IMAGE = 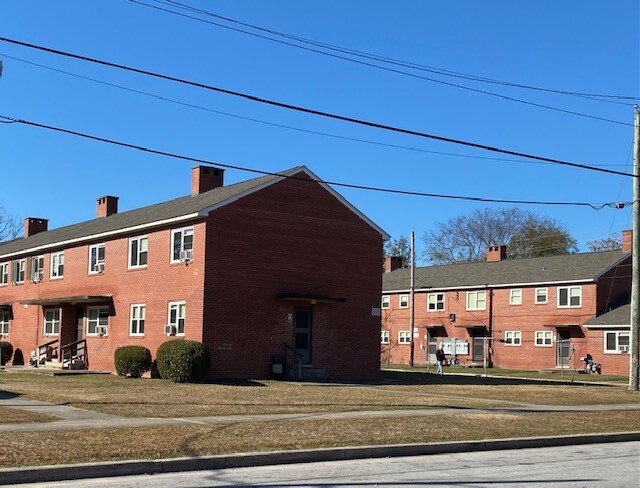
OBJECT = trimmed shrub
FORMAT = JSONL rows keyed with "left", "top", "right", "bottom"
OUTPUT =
{"left": 114, "top": 345, "right": 152, "bottom": 378}
{"left": 0, "top": 341, "right": 13, "bottom": 365}
{"left": 156, "top": 340, "right": 211, "bottom": 383}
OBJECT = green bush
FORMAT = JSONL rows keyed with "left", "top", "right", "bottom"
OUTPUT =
{"left": 156, "top": 340, "right": 211, "bottom": 383}
{"left": 0, "top": 341, "right": 13, "bottom": 365}
{"left": 114, "top": 345, "right": 152, "bottom": 378}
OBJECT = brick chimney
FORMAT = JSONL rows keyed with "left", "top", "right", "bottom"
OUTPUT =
{"left": 24, "top": 217, "right": 48, "bottom": 238}
{"left": 486, "top": 245, "right": 507, "bottom": 262}
{"left": 622, "top": 229, "right": 632, "bottom": 252}
{"left": 97, "top": 196, "right": 119, "bottom": 218}
{"left": 384, "top": 256, "right": 403, "bottom": 273}
{"left": 192, "top": 166, "right": 224, "bottom": 195}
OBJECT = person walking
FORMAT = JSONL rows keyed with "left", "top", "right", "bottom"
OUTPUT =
{"left": 435, "top": 345, "right": 446, "bottom": 375}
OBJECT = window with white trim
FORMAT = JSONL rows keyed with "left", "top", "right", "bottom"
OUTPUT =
{"left": 381, "top": 295, "right": 390, "bottom": 309}
{"left": 30, "top": 256, "right": 44, "bottom": 282}
{"left": 509, "top": 289, "right": 522, "bottom": 305}
{"left": 604, "top": 331, "right": 630, "bottom": 353}
{"left": 89, "top": 244, "right": 106, "bottom": 274}
{"left": 381, "top": 330, "right": 389, "bottom": 344}
{"left": 535, "top": 288, "right": 548, "bottom": 304}
{"left": 558, "top": 286, "right": 581, "bottom": 308}
{"left": 399, "top": 295, "right": 409, "bottom": 308}
{"left": 86, "top": 306, "right": 109, "bottom": 335}
{"left": 168, "top": 301, "right": 186, "bottom": 335}
{"left": 466, "top": 291, "right": 486, "bottom": 310}
{"left": 0, "top": 308, "right": 9, "bottom": 334}
{"left": 129, "top": 236, "right": 148, "bottom": 268}
{"left": 43, "top": 308, "right": 60, "bottom": 335}
{"left": 11, "top": 259, "right": 25, "bottom": 284}
{"left": 171, "top": 227, "right": 194, "bottom": 262}
{"left": 535, "top": 330, "right": 552, "bottom": 347}
{"left": 50, "top": 252, "right": 64, "bottom": 279}
{"left": 0, "top": 263, "right": 8, "bottom": 286}
{"left": 130, "top": 304, "right": 146, "bottom": 336}
{"left": 398, "top": 330, "right": 411, "bottom": 344}
{"left": 504, "top": 330, "right": 521, "bottom": 346}
{"left": 427, "top": 293, "right": 445, "bottom": 312}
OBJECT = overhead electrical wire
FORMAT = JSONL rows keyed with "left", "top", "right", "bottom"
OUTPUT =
{"left": 154, "top": 0, "right": 639, "bottom": 104}
{"left": 0, "top": 114, "right": 628, "bottom": 210}
{"left": 0, "top": 36, "right": 635, "bottom": 179}
{"left": 128, "top": 0, "right": 632, "bottom": 127}
{"left": 3, "top": 52, "right": 631, "bottom": 169}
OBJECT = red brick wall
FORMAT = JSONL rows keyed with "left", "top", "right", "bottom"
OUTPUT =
{"left": 202, "top": 172, "right": 383, "bottom": 380}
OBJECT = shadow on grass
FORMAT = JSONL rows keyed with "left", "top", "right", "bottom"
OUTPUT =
{"left": 203, "top": 379, "right": 267, "bottom": 387}
{"left": 0, "top": 390, "right": 21, "bottom": 400}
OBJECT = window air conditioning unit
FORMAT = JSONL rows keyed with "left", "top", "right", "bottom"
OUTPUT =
{"left": 95, "top": 263, "right": 105, "bottom": 273}
{"left": 619, "top": 345, "right": 630, "bottom": 353}
{"left": 164, "top": 324, "right": 177, "bottom": 336}
{"left": 179, "top": 250, "right": 193, "bottom": 263}
{"left": 95, "top": 326, "right": 107, "bottom": 336}
{"left": 32, "top": 271, "right": 43, "bottom": 282}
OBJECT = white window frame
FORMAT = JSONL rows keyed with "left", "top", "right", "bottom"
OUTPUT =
{"left": 50, "top": 252, "right": 64, "bottom": 280}
{"left": 398, "top": 330, "right": 411, "bottom": 344}
{"left": 535, "top": 287, "right": 548, "bottom": 304}
{"left": 558, "top": 286, "right": 582, "bottom": 308}
{"left": 0, "top": 308, "right": 10, "bottom": 335}
{"left": 604, "top": 331, "right": 630, "bottom": 353}
{"left": 128, "top": 236, "right": 148, "bottom": 269}
{"left": 504, "top": 330, "right": 522, "bottom": 346}
{"left": 12, "top": 259, "right": 25, "bottom": 284}
{"left": 129, "top": 304, "right": 146, "bottom": 336}
{"left": 381, "top": 295, "right": 390, "bottom": 309}
{"left": 0, "top": 262, "right": 8, "bottom": 286}
{"left": 398, "top": 294, "right": 409, "bottom": 308}
{"left": 535, "top": 330, "right": 553, "bottom": 347}
{"left": 168, "top": 301, "right": 186, "bottom": 336}
{"left": 466, "top": 290, "right": 487, "bottom": 311}
{"left": 43, "top": 308, "right": 60, "bottom": 336}
{"left": 30, "top": 255, "right": 44, "bottom": 282}
{"left": 88, "top": 244, "right": 106, "bottom": 274}
{"left": 427, "top": 293, "right": 445, "bottom": 312}
{"left": 380, "top": 330, "right": 389, "bottom": 344}
{"left": 171, "top": 227, "right": 194, "bottom": 263}
{"left": 86, "top": 306, "right": 109, "bottom": 336}
{"left": 509, "top": 289, "right": 522, "bottom": 306}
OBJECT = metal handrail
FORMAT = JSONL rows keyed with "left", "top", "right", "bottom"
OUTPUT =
{"left": 60, "top": 339, "right": 87, "bottom": 369}
{"left": 283, "top": 343, "right": 303, "bottom": 380}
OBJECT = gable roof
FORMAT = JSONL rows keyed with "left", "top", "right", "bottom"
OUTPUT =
{"left": 0, "top": 166, "right": 388, "bottom": 259}
{"left": 383, "top": 250, "right": 631, "bottom": 292}
{"left": 584, "top": 304, "right": 631, "bottom": 327}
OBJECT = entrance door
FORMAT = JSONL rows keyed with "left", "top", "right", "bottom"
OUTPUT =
{"left": 473, "top": 337, "right": 485, "bottom": 363}
{"left": 76, "top": 307, "right": 84, "bottom": 342}
{"left": 294, "top": 307, "right": 312, "bottom": 365}
{"left": 427, "top": 332, "right": 437, "bottom": 364}
{"left": 556, "top": 330, "right": 571, "bottom": 368}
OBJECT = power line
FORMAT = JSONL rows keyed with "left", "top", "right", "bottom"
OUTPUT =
{"left": 0, "top": 114, "right": 626, "bottom": 210}
{"left": 155, "top": 0, "right": 640, "bottom": 103}
{"left": 4, "top": 52, "right": 631, "bottom": 169}
{"left": 0, "top": 36, "right": 635, "bottom": 179}
{"left": 129, "top": 0, "right": 632, "bottom": 127}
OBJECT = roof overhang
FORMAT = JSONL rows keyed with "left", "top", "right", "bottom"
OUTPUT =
{"left": 584, "top": 323, "right": 630, "bottom": 329}
{"left": 20, "top": 295, "right": 113, "bottom": 306}
{"left": 277, "top": 293, "right": 347, "bottom": 304}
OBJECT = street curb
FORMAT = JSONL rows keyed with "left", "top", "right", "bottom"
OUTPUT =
{"left": 1, "top": 431, "right": 639, "bottom": 485}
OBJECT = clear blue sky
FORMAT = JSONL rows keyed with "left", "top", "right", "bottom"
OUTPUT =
{"left": 1, "top": 1, "right": 638, "bottom": 260}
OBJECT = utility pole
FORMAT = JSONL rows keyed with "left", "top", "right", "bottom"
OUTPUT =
{"left": 630, "top": 106, "right": 640, "bottom": 391}
{"left": 409, "top": 231, "right": 416, "bottom": 367}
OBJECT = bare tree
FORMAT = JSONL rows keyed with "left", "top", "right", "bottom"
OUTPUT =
{"left": 587, "top": 234, "right": 622, "bottom": 252}
{"left": 0, "top": 204, "right": 22, "bottom": 242}
{"left": 422, "top": 208, "right": 577, "bottom": 264}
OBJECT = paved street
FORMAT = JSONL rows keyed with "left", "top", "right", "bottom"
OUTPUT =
{"left": 21, "top": 441, "right": 640, "bottom": 487}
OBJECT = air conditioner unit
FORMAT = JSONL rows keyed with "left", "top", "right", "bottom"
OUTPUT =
{"left": 94, "top": 262, "right": 105, "bottom": 273}
{"left": 95, "top": 326, "right": 107, "bottom": 336}
{"left": 164, "top": 324, "right": 177, "bottom": 336}
{"left": 619, "top": 345, "right": 630, "bottom": 353}
{"left": 31, "top": 271, "right": 43, "bottom": 282}
{"left": 179, "top": 250, "right": 193, "bottom": 263}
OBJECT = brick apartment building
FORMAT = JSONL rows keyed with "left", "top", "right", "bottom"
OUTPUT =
{"left": 381, "top": 233, "right": 633, "bottom": 376}
{"left": 0, "top": 165, "right": 388, "bottom": 380}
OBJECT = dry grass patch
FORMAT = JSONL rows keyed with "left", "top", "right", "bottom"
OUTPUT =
{"left": 0, "top": 410, "right": 638, "bottom": 468}
{"left": 0, "top": 406, "right": 56, "bottom": 424}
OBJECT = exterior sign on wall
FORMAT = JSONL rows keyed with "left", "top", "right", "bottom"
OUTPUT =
{"left": 371, "top": 307, "right": 381, "bottom": 316}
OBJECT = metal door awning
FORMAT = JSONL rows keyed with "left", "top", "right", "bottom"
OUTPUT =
{"left": 20, "top": 295, "right": 113, "bottom": 306}
{"left": 544, "top": 323, "right": 579, "bottom": 328}
{"left": 425, "top": 324, "right": 445, "bottom": 329}
{"left": 454, "top": 324, "right": 486, "bottom": 329}
{"left": 276, "top": 293, "right": 347, "bottom": 304}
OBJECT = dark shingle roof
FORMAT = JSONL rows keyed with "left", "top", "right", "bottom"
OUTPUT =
{"left": 383, "top": 250, "right": 630, "bottom": 291}
{"left": 584, "top": 304, "right": 631, "bottom": 327}
{"left": 0, "top": 169, "right": 292, "bottom": 258}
